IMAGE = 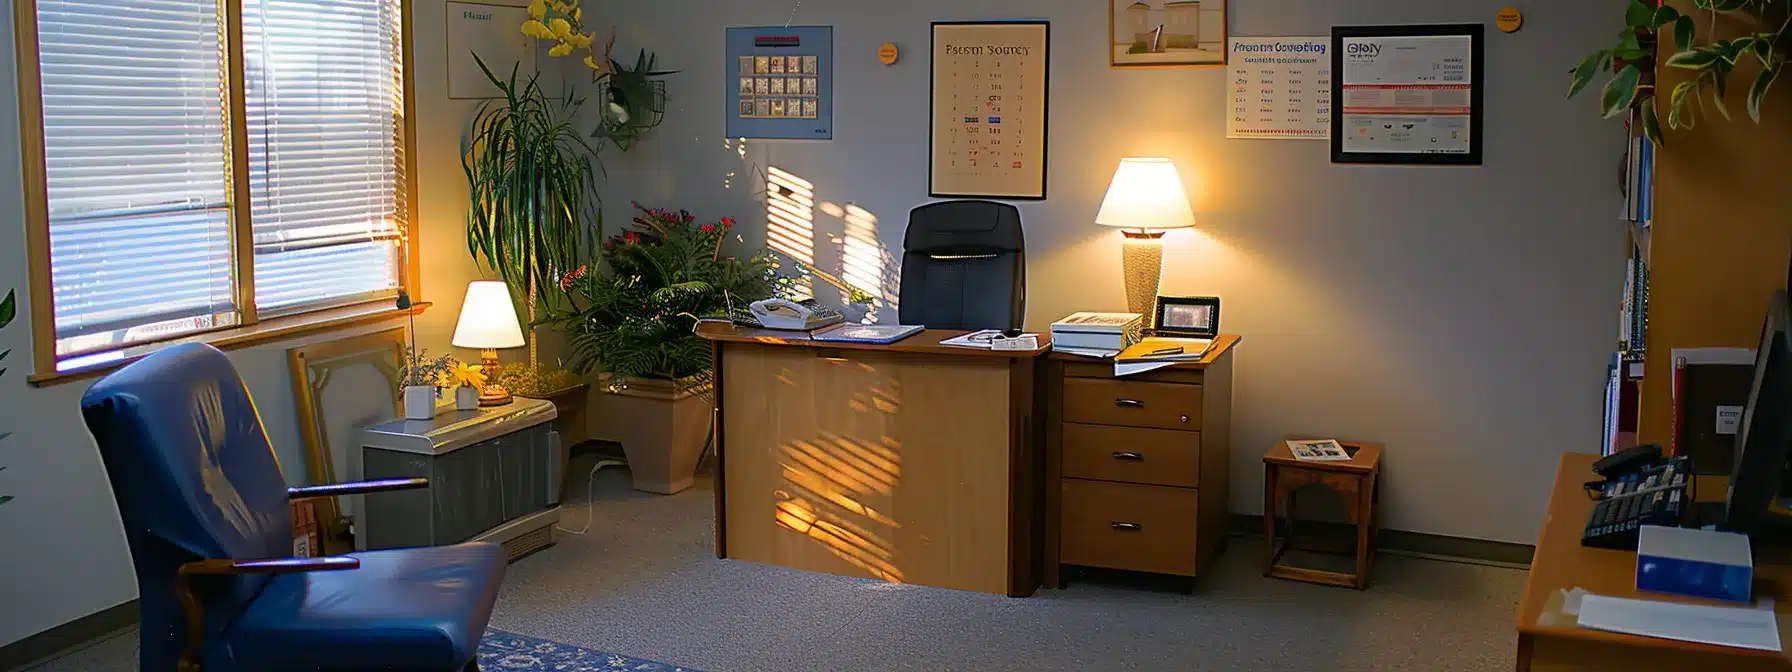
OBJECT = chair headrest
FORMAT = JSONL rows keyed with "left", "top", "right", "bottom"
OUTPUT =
{"left": 905, "top": 200, "right": 1024, "bottom": 256}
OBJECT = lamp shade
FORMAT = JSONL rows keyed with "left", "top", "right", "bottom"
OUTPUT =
{"left": 1094, "top": 158, "right": 1197, "bottom": 230}
{"left": 452, "top": 281, "right": 527, "bottom": 349}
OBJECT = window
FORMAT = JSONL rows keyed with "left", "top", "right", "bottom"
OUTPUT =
{"left": 17, "top": 0, "right": 413, "bottom": 374}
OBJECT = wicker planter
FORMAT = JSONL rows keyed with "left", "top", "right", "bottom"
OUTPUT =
{"left": 588, "top": 375, "right": 711, "bottom": 494}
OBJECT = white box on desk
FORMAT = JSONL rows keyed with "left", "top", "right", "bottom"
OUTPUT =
{"left": 1636, "top": 525, "right": 1753, "bottom": 603}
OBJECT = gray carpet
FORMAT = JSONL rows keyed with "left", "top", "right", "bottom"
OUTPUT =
{"left": 26, "top": 453, "right": 1523, "bottom": 671}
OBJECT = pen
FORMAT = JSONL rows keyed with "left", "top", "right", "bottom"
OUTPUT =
{"left": 1147, "top": 346, "right": 1184, "bottom": 357}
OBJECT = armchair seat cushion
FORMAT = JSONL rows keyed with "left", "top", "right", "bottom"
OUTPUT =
{"left": 215, "top": 542, "right": 506, "bottom": 671}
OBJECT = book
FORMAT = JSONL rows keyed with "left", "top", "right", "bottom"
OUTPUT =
{"left": 1286, "top": 439, "right": 1353, "bottom": 462}
{"left": 1053, "top": 312, "right": 1143, "bottom": 334}
{"left": 1053, "top": 329, "right": 1141, "bottom": 351}
{"left": 808, "top": 324, "right": 925, "bottom": 344}
{"left": 1116, "top": 337, "right": 1214, "bottom": 364}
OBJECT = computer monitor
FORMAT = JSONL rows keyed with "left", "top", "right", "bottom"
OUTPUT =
{"left": 1723, "top": 290, "right": 1792, "bottom": 533}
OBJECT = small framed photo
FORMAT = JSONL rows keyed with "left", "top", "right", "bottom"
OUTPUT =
{"left": 1111, "top": 0, "right": 1228, "bottom": 67}
{"left": 1153, "top": 295, "right": 1220, "bottom": 338}
{"left": 754, "top": 56, "right": 770, "bottom": 74}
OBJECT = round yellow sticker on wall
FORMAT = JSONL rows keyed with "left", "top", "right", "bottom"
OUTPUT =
{"left": 1496, "top": 7, "right": 1524, "bottom": 33}
{"left": 878, "top": 43, "right": 900, "bottom": 65}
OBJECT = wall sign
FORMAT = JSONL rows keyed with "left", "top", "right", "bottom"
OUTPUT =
{"left": 930, "top": 21, "right": 1050, "bottom": 200}
{"left": 1226, "top": 37, "right": 1331, "bottom": 140}
{"left": 446, "top": 1, "right": 535, "bottom": 100}
{"left": 1332, "top": 24, "right": 1484, "bottom": 165}
{"left": 725, "top": 26, "right": 834, "bottom": 140}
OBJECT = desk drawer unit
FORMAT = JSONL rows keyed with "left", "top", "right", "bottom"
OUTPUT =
{"left": 1047, "top": 336, "right": 1238, "bottom": 587}
{"left": 1061, "top": 479, "right": 1200, "bottom": 576}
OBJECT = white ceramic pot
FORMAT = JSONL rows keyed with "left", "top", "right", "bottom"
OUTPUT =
{"left": 454, "top": 385, "right": 479, "bottom": 411}
{"left": 403, "top": 385, "right": 438, "bottom": 420}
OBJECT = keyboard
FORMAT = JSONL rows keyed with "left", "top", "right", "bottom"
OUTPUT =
{"left": 1581, "top": 456, "right": 1690, "bottom": 549}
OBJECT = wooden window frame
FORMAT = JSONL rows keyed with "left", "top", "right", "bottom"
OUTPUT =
{"left": 12, "top": 0, "right": 423, "bottom": 386}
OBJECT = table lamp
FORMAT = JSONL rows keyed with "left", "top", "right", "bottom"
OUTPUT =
{"left": 452, "top": 280, "right": 527, "bottom": 406}
{"left": 1094, "top": 158, "right": 1198, "bottom": 316}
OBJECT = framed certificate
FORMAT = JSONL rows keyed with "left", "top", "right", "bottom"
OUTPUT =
{"left": 1331, "top": 24, "right": 1483, "bottom": 165}
{"left": 930, "top": 21, "right": 1050, "bottom": 200}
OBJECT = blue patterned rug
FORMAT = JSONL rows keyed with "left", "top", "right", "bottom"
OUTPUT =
{"left": 479, "top": 629, "right": 703, "bottom": 671}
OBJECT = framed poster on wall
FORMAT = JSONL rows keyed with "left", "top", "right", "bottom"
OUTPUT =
{"left": 1331, "top": 24, "right": 1483, "bottom": 165}
{"left": 930, "top": 21, "right": 1050, "bottom": 200}
{"left": 725, "top": 26, "right": 833, "bottom": 140}
{"left": 1110, "top": 0, "right": 1228, "bottom": 67}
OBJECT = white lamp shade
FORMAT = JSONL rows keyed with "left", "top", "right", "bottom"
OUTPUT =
{"left": 1094, "top": 158, "right": 1197, "bottom": 230}
{"left": 452, "top": 281, "right": 527, "bottom": 349}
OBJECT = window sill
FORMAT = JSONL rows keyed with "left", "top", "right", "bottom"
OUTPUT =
{"left": 27, "top": 301, "right": 432, "bottom": 388}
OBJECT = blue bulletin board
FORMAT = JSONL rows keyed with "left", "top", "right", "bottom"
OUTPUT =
{"left": 725, "top": 26, "right": 833, "bottom": 140}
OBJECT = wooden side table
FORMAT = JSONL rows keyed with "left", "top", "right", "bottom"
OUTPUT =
{"left": 1262, "top": 441, "right": 1382, "bottom": 589}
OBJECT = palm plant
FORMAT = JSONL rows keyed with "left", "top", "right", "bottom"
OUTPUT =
{"left": 462, "top": 54, "right": 601, "bottom": 364}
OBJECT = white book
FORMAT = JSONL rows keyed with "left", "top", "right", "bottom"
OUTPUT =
{"left": 1052, "top": 330, "right": 1130, "bottom": 351}
{"left": 1052, "top": 312, "right": 1142, "bottom": 335}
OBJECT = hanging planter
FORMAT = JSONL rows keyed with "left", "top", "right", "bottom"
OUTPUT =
{"left": 591, "top": 49, "right": 678, "bottom": 151}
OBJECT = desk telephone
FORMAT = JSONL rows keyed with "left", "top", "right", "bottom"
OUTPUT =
{"left": 1581, "top": 445, "right": 1691, "bottom": 549}
{"left": 748, "top": 298, "right": 845, "bottom": 331}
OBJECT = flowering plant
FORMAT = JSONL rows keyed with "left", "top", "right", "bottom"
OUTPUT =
{"left": 449, "top": 361, "right": 488, "bottom": 390}
{"left": 520, "top": 0, "right": 602, "bottom": 72}
{"left": 399, "top": 348, "right": 459, "bottom": 390}
{"left": 545, "top": 203, "right": 775, "bottom": 383}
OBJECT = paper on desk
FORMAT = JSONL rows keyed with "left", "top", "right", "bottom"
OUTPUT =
{"left": 1578, "top": 594, "right": 1781, "bottom": 652}
{"left": 1116, "top": 359, "right": 1179, "bottom": 377}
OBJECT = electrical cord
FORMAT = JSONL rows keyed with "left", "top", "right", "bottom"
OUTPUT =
{"left": 555, "top": 458, "right": 627, "bottom": 535}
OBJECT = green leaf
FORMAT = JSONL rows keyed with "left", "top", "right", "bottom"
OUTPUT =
{"left": 1617, "top": 30, "right": 1642, "bottom": 53}
{"left": 1603, "top": 64, "right": 1643, "bottom": 119}
{"left": 1667, "top": 48, "right": 1722, "bottom": 69}
{"left": 1641, "top": 96, "right": 1665, "bottom": 145}
{"left": 1625, "top": 0, "right": 1654, "bottom": 28}
{"left": 1569, "top": 51, "right": 1610, "bottom": 98}
{"left": 0, "top": 290, "right": 13, "bottom": 329}
{"left": 1710, "top": 69, "right": 1734, "bottom": 120}
{"left": 1652, "top": 5, "right": 1680, "bottom": 28}
{"left": 0, "top": 495, "right": 13, "bottom": 506}
{"left": 1675, "top": 16, "right": 1695, "bottom": 51}
{"left": 1749, "top": 66, "right": 1779, "bottom": 122}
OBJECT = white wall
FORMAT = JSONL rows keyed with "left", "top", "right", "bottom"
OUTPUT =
{"left": 0, "top": 0, "right": 507, "bottom": 647}
{"left": 569, "top": 0, "right": 1627, "bottom": 544}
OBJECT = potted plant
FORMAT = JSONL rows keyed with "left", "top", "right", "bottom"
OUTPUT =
{"left": 450, "top": 361, "right": 486, "bottom": 411}
{"left": 399, "top": 348, "right": 457, "bottom": 420}
{"left": 462, "top": 55, "right": 599, "bottom": 390}
{"left": 547, "top": 203, "right": 776, "bottom": 493}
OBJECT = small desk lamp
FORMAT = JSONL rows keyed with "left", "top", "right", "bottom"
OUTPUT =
{"left": 452, "top": 280, "right": 527, "bottom": 406}
{"left": 1094, "top": 158, "right": 1197, "bottom": 316}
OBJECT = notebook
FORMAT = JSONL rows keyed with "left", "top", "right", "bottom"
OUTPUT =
{"left": 808, "top": 324, "right": 925, "bottom": 345}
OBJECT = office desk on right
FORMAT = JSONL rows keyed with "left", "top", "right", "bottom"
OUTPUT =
{"left": 1518, "top": 452, "right": 1792, "bottom": 671}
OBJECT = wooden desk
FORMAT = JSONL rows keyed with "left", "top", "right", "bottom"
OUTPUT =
{"left": 1518, "top": 452, "right": 1792, "bottom": 671}
{"left": 697, "top": 322, "right": 1048, "bottom": 596}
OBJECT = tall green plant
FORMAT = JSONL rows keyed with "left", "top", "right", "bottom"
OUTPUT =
{"left": 462, "top": 54, "right": 601, "bottom": 329}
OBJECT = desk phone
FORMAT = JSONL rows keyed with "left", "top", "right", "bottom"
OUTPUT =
{"left": 1581, "top": 452, "right": 1691, "bottom": 549}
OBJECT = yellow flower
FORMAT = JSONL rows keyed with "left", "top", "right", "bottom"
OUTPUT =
{"left": 520, "top": 19, "right": 552, "bottom": 38}
{"left": 570, "top": 32, "right": 593, "bottom": 49}
{"left": 583, "top": 54, "right": 598, "bottom": 70}
{"left": 573, "top": 7, "right": 581, "bottom": 22}
{"left": 451, "top": 362, "right": 488, "bottom": 389}
{"left": 549, "top": 42, "right": 573, "bottom": 58}
{"left": 526, "top": 0, "right": 545, "bottom": 19}
{"left": 551, "top": 1, "right": 569, "bottom": 13}
{"left": 549, "top": 18, "right": 572, "bottom": 39}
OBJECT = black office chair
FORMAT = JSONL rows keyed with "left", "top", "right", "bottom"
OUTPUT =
{"left": 898, "top": 200, "right": 1026, "bottom": 331}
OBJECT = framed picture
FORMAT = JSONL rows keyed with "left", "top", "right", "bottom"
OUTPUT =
{"left": 930, "top": 21, "right": 1050, "bottom": 200}
{"left": 725, "top": 26, "right": 834, "bottom": 140}
{"left": 1110, "top": 0, "right": 1227, "bottom": 67}
{"left": 1332, "top": 24, "right": 1484, "bottom": 165}
{"left": 1154, "top": 295, "right": 1220, "bottom": 338}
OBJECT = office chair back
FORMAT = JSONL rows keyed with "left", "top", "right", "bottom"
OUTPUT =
{"left": 81, "top": 343, "right": 294, "bottom": 672}
{"left": 899, "top": 200, "right": 1027, "bottom": 331}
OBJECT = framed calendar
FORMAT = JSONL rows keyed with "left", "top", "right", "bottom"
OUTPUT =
{"left": 930, "top": 21, "right": 1050, "bottom": 200}
{"left": 725, "top": 26, "right": 833, "bottom": 140}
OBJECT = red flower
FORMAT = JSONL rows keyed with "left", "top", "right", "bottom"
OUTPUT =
{"left": 623, "top": 231, "right": 641, "bottom": 244}
{"left": 721, "top": 217, "right": 736, "bottom": 229}
{"left": 700, "top": 224, "right": 717, "bottom": 234}
{"left": 601, "top": 240, "right": 614, "bottom": 249}
{"left": 559, "top": 265, "right": 587, "bottom": 291}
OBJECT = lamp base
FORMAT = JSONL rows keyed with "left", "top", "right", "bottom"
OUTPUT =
{"left": 478, "top": 348, "right": 514, "bottom": 406}
{"left": 1121, "top": 229, "right": 1167, "bottom": 316}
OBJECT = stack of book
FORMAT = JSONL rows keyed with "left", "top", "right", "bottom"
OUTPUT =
{"left": 1050, "top": 312, "right": 1143, "bottom": 358}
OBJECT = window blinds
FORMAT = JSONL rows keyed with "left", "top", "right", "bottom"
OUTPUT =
{"left": 243, "top": 0, "right": 405, "bottom": 315}
{"left": 35, "top": 0, "right": 237, "bottom": 352}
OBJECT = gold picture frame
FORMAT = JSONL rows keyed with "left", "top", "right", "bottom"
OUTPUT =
{"left": 287, "top": 328, "right": 406, "bottom": 554}
{"left": 1110, "top": 0, "right": 1228, "bottom": 68}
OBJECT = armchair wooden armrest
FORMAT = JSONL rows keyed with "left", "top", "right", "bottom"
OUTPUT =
{"left": 175, "top": 556, "right": 361, "bottom": 671}
{"left": 287, "top": 477, "right": 428, "bottom": 500}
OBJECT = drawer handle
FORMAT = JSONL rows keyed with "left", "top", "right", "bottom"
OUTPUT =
{"left": 1112, "top": 452, "right": 1145, "bottom": 461}
{"left": 1111, "top": 522, "right": 1143, "bottom": 532}
{"left": 1114, "top": 399, "right": 1144, "bottom": 408}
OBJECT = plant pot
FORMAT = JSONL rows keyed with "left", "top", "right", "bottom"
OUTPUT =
{"left": 588, "top": 375, "right": 711, "bottom": 494}
{"left": 403, "top": 385, "right": 438, "bottom": 420}
{"left": 454, "top": 385, "right": 479, "bottom": 411}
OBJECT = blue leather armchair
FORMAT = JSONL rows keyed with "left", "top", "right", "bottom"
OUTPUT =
{"left": 81, "top": 343, "right": 507, "bottom": 672}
